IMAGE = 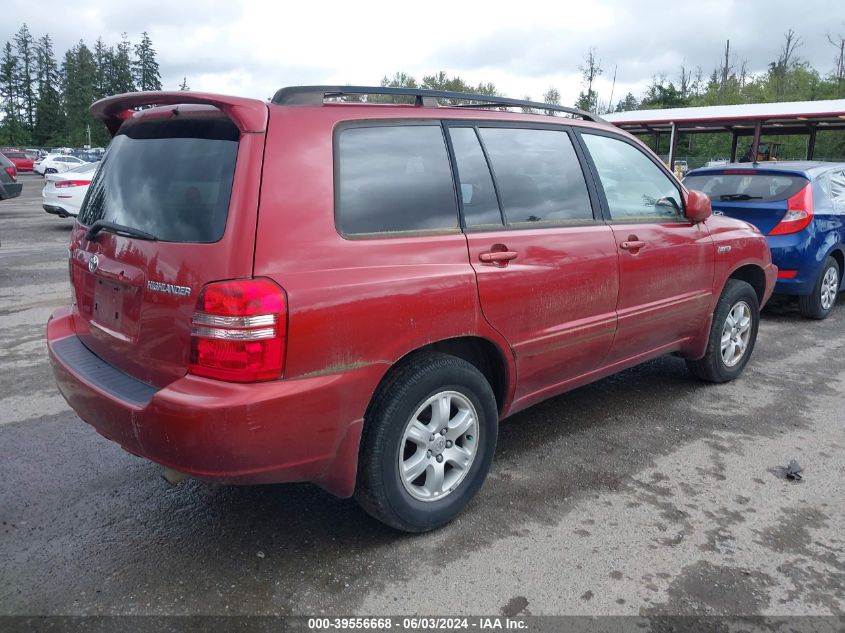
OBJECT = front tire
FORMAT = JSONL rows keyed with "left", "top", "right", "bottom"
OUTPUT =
{"left": 355, "top": 353, "right": 498, "bottom": 533}
{"left": 686, "top": 279, "right": 760, "bottom": 383}
{"left": 799, "top": 256, "right": 839, "bottom": 320}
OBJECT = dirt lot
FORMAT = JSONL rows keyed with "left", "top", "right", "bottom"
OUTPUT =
{"left": 1, "top": 173, "right": 843, "bottom": 617}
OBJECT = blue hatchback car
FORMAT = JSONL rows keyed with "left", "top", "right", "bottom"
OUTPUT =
{"left": 684, "top": 162, "right": 845, "bottom": 319}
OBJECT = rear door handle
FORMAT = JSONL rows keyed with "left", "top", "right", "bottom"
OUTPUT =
{"left": 479, "top": 250, "right": 519, "bottom": 266}
{"left": 620, "top": 240, "right": 645, "bottom": 250}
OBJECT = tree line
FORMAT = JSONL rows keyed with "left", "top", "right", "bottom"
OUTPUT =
{"left": 379, "top": 29, "right": 845, "bottom": 113}
{"left": 0, "top": 24, "right": 174, "bottom": 148}
{"left": 379, "top": 27, "right": 845, "bottom": 164}
{"left": 2, "top": 22, "right": 844, "bottom": 163}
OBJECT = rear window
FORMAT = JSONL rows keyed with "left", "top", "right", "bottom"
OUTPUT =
{"left": 67, "top": 162, "right": 98, "bottom": 175}
{"left": 336, "top": 125, "right": 458, "bottom": 235}
{"left": 78, "top": 118, "right": 239, "bottom": 243}
{"left": 3, "top": 152, "right": 26, "bottom": 159}
{"left": 683, "top": 172, "right": 808, "bottom": 202}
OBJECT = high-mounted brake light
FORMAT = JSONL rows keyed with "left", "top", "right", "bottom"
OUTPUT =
{"left": 188, "top": 278, "right": 287, "bottom": 382}
{"left": 768, "top": 184, "right": 814, "bottom": 236}
{"left": 55, "top": 179, "right": 91, "bottom": 188}
{"left": 3, "top": 166, "right": 16, "bottom": 181}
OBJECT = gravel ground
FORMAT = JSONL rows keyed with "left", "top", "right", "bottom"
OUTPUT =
{"left": 1, "top": 173, "right": 843, "bottom": 617}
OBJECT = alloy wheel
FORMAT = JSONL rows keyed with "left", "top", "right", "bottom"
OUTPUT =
{"left": 820, "top": 265, "right": 839, "bottom": 311}
{"left": 720, "top": 300, "right": 752, "bottom": 368}
{"left": 398, "top": 391, "right": 479, "bottom": 502}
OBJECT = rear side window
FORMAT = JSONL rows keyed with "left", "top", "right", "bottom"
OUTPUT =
{"left": 448, "top": 127, "right": 503, "bottom": 228}
{"left": 683, "top": 172, "right": 809, "bottom": 202}
{"left": 828, "top": 170, "right": 845, "bottom": 212}
{"left": 78, "top": 118, "right": 239, "bottom": 243}
{"left": 479, "top": 127, "right": 593, "bottom": 224}
{"left": 336, "top": 125, "right": 458, "bottom": 235}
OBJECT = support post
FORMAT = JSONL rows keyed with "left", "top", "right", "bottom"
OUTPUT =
{"left": 668, "top": 122, "right": 678, "bottom": 168}
{"left": 730, "top": 130, "right": 739, "bottom": 163}
{"left": 807, "top": 126, "right": 817, "bottom": 160}
{"left": 750, "top": 120, "right": 762, "bottom": 162}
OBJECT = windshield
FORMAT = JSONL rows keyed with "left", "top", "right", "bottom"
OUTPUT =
{"left": 684, "top": 172, "right": 808, "bottom": 202}
{"left": 78, "top": 117, "right": 239, "bottom": 243}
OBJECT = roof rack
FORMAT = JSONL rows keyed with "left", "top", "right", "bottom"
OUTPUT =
{"left": 271, "top": 85, "right": 605, "bottom": 123}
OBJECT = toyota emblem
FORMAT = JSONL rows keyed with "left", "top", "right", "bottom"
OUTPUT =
{"left": 88, "top": 254, "right": 99, "bottom": 273}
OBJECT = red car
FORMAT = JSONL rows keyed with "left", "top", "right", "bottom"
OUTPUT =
{"left": 48, "top": 87, "right": 776, "bottom": 532}
{"left": 1, "top": 150, "right": 35, "bottom": 172}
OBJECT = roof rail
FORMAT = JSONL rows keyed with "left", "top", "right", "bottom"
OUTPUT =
{"left": 271, "top": 85, "right": 606, "bottom": 123}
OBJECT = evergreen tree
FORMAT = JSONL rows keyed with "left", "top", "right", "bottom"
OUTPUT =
{"left": 93, "top": 37, "right": 113, "bottom": 98}
{"left": 179, "top": 76, "right": 190, "bottom": 91}
{"left": 614, "top": 92, "right": 639, "bottom": 112}
{"left": 33, "top": 34, "right": 64, "bottom": 146}
{"left": 0, "top": 41, "right": 28, "bottom": 145}
{"left": 63, "top": 41, "right": 98, "bottom": 146}
{"left": 14, "top": 24, "right": 36, "bottom": 133}
{"left": 111, "top": 33, "right": 134, "bottom": 93}
{"left": 133, "top": 32, "right": 161, "bottom": 91}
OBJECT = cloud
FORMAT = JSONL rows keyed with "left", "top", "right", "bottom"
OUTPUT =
{"left": 3, "top": 0, "right": 843, "bottom": 105}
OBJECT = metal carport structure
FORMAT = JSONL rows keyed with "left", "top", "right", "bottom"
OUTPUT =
{"left": 603, "top": 99, "right": 845, "bottom": 167}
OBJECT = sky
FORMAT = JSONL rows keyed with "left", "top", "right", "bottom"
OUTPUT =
{"left": 4, "top": 0, "right": 844, "bottom": 107}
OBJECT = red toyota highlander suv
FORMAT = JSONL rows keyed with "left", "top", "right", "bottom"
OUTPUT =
{"left": 48, "top": 86, "right": 776, "bottom": 532}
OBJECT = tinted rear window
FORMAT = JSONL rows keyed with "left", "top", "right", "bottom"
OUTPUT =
{"left": 78, "top": 118, "right": 239, "bottom": 243}
{"left": 336, "top": 125, "right": 458, "bottom": 235}
{"left": 684, "top": 172, "right": 808, "bottom": 202}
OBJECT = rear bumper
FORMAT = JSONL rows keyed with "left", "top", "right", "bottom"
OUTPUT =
{"left": 0, "top": 182, "right": 22, "bottom": 200}
{"left": 43, "top": 204, "right": 75, "bottom": 218}
{"left": 47, "top": 306, "right": 380, "bottom": 497}
{"left": 768, "top": 233, "right": 831, "bottom": 295}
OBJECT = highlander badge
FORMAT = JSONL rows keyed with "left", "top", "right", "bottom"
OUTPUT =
{"left": 147, "top": 280, "right": 192, "bottom": 297}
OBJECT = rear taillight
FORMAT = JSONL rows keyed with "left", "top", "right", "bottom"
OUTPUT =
{"left": 4, "top": 166, "right": 16, "bottom": 181}
{"left": 55, "top": 179, "right": 91, "bottom": 188}
{"left": 188, "top": 278, "right": 287, "bottom": 382}
{"left": 769, "top": 184, "right": 813, "bottom": 235}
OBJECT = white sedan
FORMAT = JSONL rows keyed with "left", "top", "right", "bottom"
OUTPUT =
{"left": 33, "top": 154, "right": 88, "bottom": 175}
{"left": 42, "top": 162, "right": 97, "bottom": 218}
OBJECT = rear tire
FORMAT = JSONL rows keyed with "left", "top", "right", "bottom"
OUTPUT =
{"left": 686, "top": 279, "right": 760, "bottom": 383}
{"left": 798, "top": 256, "right": 839, "bottom": 320}
{"left": 355, "top": 353, "right": 498, "bottom": 533}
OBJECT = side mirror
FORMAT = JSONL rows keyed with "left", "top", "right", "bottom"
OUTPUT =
{"left": 685, "top": 189, "right": 712, "bottom": 223}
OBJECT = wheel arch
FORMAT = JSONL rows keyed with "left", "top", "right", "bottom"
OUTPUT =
{"left": 369, "top": 336, "right": 512, "bottom": 418}
{"left": 727, "top": 263, "right": 767, "bottom": 305}
{"left": 825, "top": 246, "right": 844, "bottom": 280}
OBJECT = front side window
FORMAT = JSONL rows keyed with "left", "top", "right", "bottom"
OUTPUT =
{"left": 479, "top": 127, "right": 593, "bottom": 224}
{"left": 582, "top": 133, "right": 683, "bottom": 221}
{"left": 336, "top": 125, "right": 458, "bottom": 235}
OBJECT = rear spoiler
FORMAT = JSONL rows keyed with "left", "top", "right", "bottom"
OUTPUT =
{"left": 90, "top": 91, "right": 269, "bottom": 136}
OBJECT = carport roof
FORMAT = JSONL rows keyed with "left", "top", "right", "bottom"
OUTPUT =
{"left": 603, "top": 98, "right": 845, "bottom": 133}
